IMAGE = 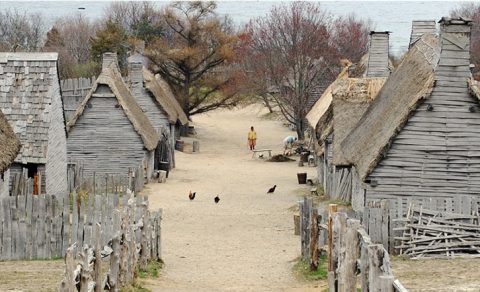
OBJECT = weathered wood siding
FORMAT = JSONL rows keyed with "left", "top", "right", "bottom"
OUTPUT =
{"left": 366, "top": 25, "right": 477, "bottom": 201}
{"left": 60, "top": 77, "right": 94, "bottom": 122}
{"left": 409, "top": 20, "right": 436, "bottom": 48}
{"left": 366, "top": 33, "right": 390, "bottom": 77}
{"left": 67, "top": 87, "right": 148, "bottom": 177}
{"left": 128, "top": 65, "right": 170, "bottom": 134}
{"left": 324, "top": 135, "right": 335, "bottom": 197}
{"left": 0, "top": 169, "right": 9, "bottom": 197}
{"left": 46, "top": 69, "right": 68, "bottom": 198}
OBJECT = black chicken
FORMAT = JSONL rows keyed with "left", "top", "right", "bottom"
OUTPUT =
{"left": 214, "top": 195, "right": 220, "bottom": 204}
{"left": 267, "top": 185, "right": 277, "bottom": 193}
{"left": 189, "top": 191, "right": 196, "bottom": 201}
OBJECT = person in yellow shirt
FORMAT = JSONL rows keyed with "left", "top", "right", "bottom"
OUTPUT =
{"left": 247, "top": 126, "right": 257, "bottom": 150}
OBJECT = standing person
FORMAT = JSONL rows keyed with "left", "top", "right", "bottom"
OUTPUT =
{"left": 283, "top": 135, "right": 297, "bottom": 155}
{"left": 247, "top": 126, "right": 257, "bottom": 150}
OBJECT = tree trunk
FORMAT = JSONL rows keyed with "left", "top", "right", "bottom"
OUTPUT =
{"left": 295, "top": 117, "right": 305, "bottom": 140}
{"left": 262, "top": 95, "right": 274, "bottom": 113}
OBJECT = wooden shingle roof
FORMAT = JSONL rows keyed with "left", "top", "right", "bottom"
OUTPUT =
{"left": 0, "top": 52, "right": 61, "bottom": 164}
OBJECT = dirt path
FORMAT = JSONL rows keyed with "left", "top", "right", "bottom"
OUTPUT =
{"left": 144, "top": 105, "right": 322, "bottom": 291}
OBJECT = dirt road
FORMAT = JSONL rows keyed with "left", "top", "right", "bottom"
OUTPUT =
{"left": 144, "top": 105, "right": 321, "bottom": 291}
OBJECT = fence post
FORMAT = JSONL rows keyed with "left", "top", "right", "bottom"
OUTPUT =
{"left": 327, "top": 204, "right": 338, "bottom": 271}
{"left": 338, "top": 219, "right": 361, "bottom": 292}
{"left": 309, "top": 208, "right": 319, "bottom": 270}
{"left": 94, "top": 223, "right": 102, "bottom": 292}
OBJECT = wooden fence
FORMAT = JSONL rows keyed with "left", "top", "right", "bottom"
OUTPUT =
{"left": 67, "top": 162, "right": 145, "bottom": 195}
{"left": 0, "top": 191, "right": 161, "bottom": 261}
{"left": 298, "top": 198, "right": 407, "bottom": 291}
{"left": 328, "top": 209, "right": 407, "bottom": 292}
{"left": 60, "top": 193, "right": 161, "bottom": 291}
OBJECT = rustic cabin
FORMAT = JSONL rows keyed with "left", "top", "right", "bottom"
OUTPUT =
{"left": 306, "top": 32, "right": 391, "bottom": 199}
{"left": 127, "top": 58, "right": 188, "bottom": 170}
{"left": 341, "top": 18, "right": 479, "bottom": 215}
{"left": 0, "top": 109, "right": 20, "bottom": 197}
{"left": 67, "top": 53, "right": 160, "bottom": 179}
{"left": 0, "top": 53, "right": 68, "bottom": 197}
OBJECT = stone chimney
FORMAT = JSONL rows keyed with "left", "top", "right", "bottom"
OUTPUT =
{"left": 437, "top": 17, "right": 472, "bottom": 76}
{"left": 365, "top": 31, "right": 390, "bottom": 77}
{"left": 409, "top": 20, "right": 436, "bottom": 48}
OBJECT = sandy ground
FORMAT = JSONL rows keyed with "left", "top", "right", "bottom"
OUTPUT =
{"left": 143, "top": 105, "right": 322, "bottom": 291}
{"left": 391, "top": 257, "right": 480, "bottom": 291}
{"left": 0, "top": 260, "right": 64, "bottom": 291}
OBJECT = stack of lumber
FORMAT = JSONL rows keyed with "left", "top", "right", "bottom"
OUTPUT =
{"left": 395, "top": 205, "right": 480, "bottom": 259}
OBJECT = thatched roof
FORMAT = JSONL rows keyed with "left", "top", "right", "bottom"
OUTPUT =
{"left": 0, "top": 109, "right": 20, "bottom": 174}
{"left": 143, "top": 69, "right": 189, "bottom": 125}
{"left": 306, "top": 65, "right": 350, "bottom": 129}
{"left": 340, "top": 33, "right": 440, "bottom": 181}
{"left": 67, "top": 62, "right": 160, "bottom": 151}
{"left": 332, "top": 77, "right": 387, "bottom": 165}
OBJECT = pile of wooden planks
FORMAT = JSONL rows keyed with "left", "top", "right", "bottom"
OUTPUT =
{"left": 395, "top": 205, "right": 480, "bottom": 259}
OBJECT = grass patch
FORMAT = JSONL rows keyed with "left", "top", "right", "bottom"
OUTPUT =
{"left": 137, "top": 260, "right": 163, "bottom": 279}
{"left": 327, "top": 198, "right": 351, "bottom": 207}
{"left": 293, "top": 256, "right": 328, "bottom": 281}
{"left": 120, "top": 281, "right": 151, "bottom": 292}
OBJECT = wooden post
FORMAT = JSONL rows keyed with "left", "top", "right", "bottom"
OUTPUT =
{"left": 338, "top": 219, "right": 361, "bottom": 292}
{"left": 367, "top": 244, "right": 384, "bottom": 292}
{"left": 193, "top": 140, "right": 199, "bottom": 152}
{"left": 309, "top": 208, "right": 319, "bottom": 271}
{"left": 379, "top": 275, "right": 394, "bottom": 292}
{"left": 327, "top": 204, "right": 338, "bottom": 271}
{"left": 94, "top": 223, "right": 102, "bottom": 292}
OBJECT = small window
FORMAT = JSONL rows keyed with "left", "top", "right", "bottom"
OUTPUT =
{"left": 87, "top": 103, "right": 93, "bottom": 108}
{"left": 115, "top": 104, "right": 120, "bottom": 108}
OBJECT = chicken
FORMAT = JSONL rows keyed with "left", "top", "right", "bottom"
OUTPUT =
{"left": 214, "top": 195, "right": 220, "bottom": 204}
{"left": 189, "top": 191, "right": 196, "bottom": 201}
{"left": 267, "top": 185, "right": 277, "bottom": 193}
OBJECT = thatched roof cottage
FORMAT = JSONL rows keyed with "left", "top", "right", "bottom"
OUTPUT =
{"left": 67, "top": 53, "right": 160, "bottom": 179}
{"left": 0, "top": 53, "right": 67, "bottom": 197}
{"left": 127, "top": 56, "right": 188, "bottom": 170}
{"left": 306, "top": 32, "right": 390, "bottom": 199}
{"left": 0, "top": 109, "right": 21, "bottom": 196}
{"left": 341, "top": 18, "right": 478, "bottom": 213}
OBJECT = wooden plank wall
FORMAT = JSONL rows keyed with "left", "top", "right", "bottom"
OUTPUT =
{"left": 60, "top": 77, "right": 94, "bottom": 122}
{"left": 366, "top": 33, "right": 390, "bottom": 77}
{"left": 67, "top": 94, "right": 149, "bottom": 177}
{"left": 366, "top": 24, "right": 478, "bottom": 201}
{"left": 0, "top": 192, "right": 161, "bottom": 261}
{"left": 409, "top": 20, "right": 436, "bottom": 48}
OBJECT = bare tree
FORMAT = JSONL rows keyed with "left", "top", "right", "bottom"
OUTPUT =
{"left": 0, "top": 9, "right": 46, "bottom": 52}
{"left": 331, "top": 14, "right": 372, "bottom": 63}
{"left": 244, "top": 2, "right": 339, "bottom": 140}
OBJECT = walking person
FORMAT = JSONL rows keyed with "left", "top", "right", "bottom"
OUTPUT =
{"left": 247, "top": 126, "right": 257, "bottom": 150}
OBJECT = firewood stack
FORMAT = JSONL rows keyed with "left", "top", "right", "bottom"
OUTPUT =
{"left": 395, "top": 204, "right": 480, "bottom": 259}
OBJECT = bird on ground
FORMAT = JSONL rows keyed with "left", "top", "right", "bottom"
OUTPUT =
{"left": 267, "top": 185, "right": 277, "bottom": 194}
{"left": 259, "top": 154, "right": 264, "bottom": 158}
{"left": 189, "top": 191, "right": 196, "bottom": 201}
{"left": 214, "top": 195, "right": 220, "bottom": 204}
